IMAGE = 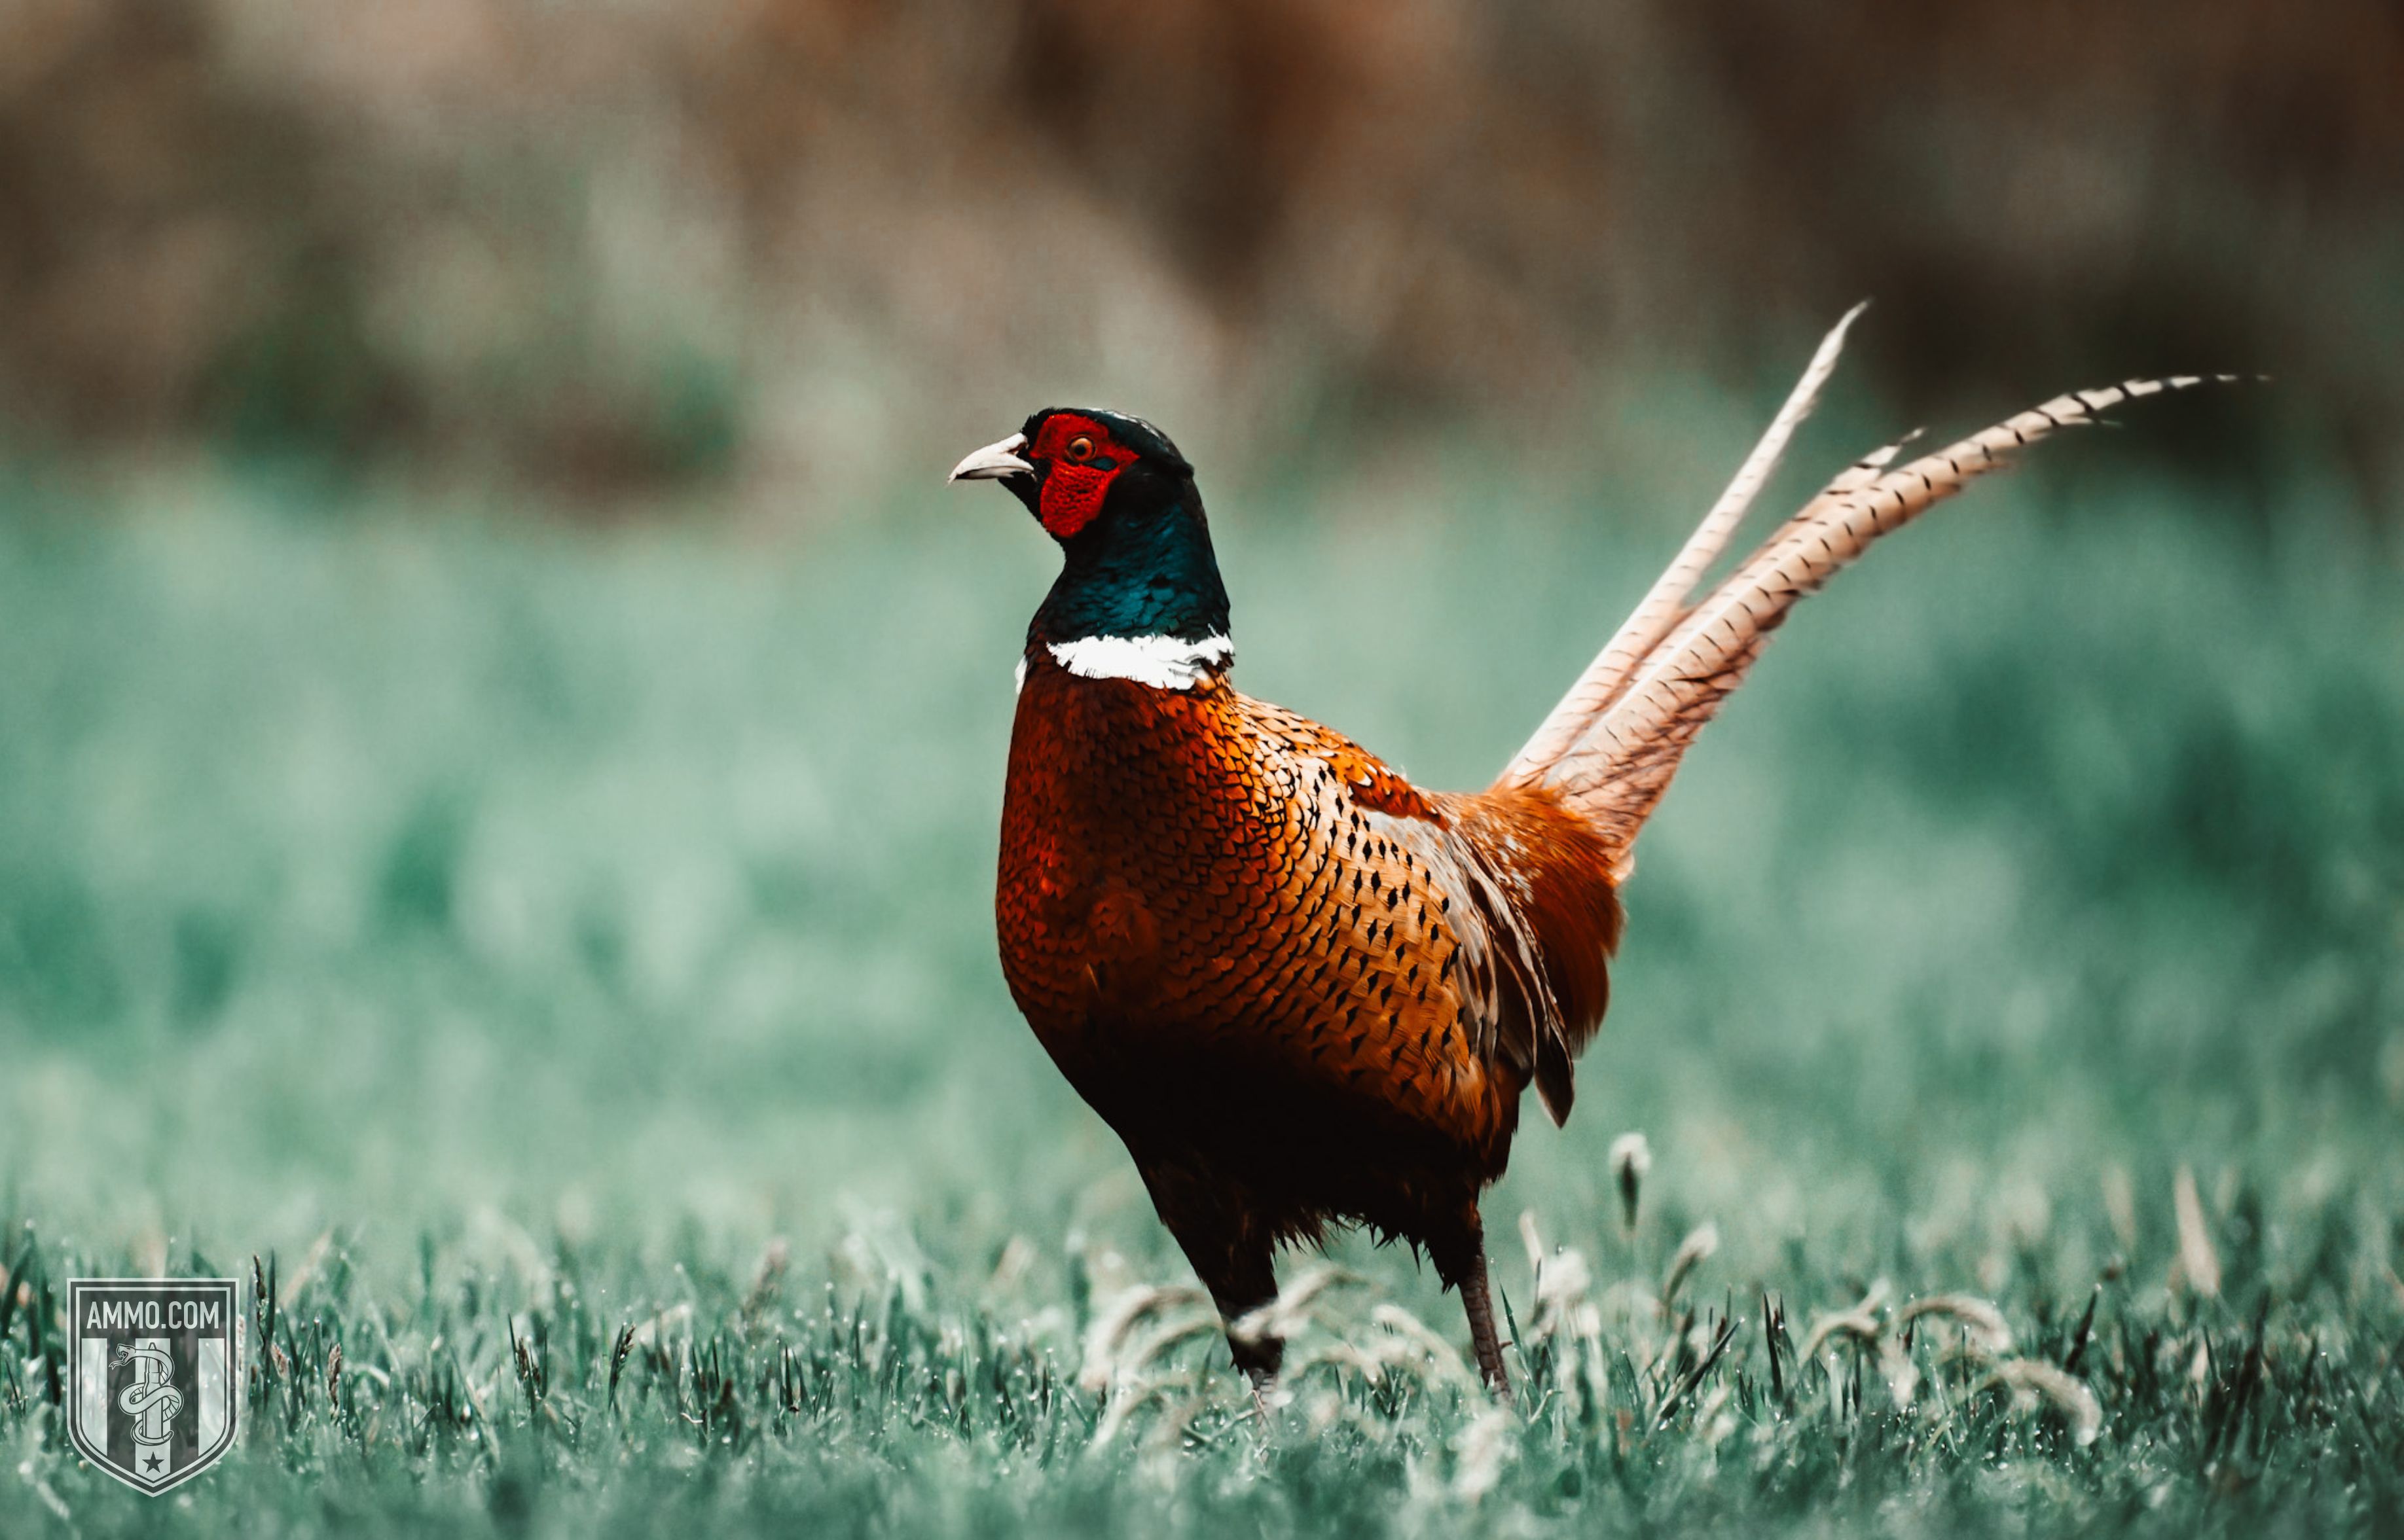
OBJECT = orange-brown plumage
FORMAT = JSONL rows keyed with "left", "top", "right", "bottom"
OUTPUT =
{"left": 996, "top": 645, "right": 1618, "bottom": 1391}
{"left": 999, "top": 652, "right": 1621, "bottom": 1170}
{"left": 953, "top": 346, "right": 2230, "bottom": 1401}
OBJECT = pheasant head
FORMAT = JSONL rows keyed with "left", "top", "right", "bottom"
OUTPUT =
{"left": 951, "top": 408, "right": 1232, "bottom": 678}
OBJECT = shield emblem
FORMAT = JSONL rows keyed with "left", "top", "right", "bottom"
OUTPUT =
{"left": 66, "top": 1278, "right": 241, "bottom": 1495}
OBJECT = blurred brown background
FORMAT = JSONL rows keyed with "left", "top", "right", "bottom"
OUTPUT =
{"left": 3, "top": 0, "right": 2397, "bottom": 511}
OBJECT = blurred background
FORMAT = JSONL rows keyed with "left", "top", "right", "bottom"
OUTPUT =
{"left": 5, "top": 0, "right": 2399, "bottom": 504}
{"left": 1, "top": 0, "right": 2399, "bottom": 1294}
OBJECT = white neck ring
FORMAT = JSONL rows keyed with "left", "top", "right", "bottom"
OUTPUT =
{"left": 1022, "top": 632, "right": 1233, "bottom": 692}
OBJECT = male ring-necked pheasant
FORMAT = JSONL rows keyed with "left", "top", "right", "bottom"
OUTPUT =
{"left": 950, "top": 309, "right": 2225, "bottom": 1403}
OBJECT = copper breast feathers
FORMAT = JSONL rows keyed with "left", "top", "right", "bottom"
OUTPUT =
{"left": 996, "top": 653, "right": 1622, "bottom": 1164}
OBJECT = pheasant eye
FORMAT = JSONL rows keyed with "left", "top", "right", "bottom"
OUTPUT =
{"left": 1066, "top": 436, "right": 1095, "bottom": 460}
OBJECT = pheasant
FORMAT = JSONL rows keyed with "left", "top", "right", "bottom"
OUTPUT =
{"left": 949, "top": 308, "right": 2227, "bottom": 1403}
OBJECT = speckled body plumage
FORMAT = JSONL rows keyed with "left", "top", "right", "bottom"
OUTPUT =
{"left": 998, "top": 649, "right": 1620, "bottom": 1365}
{"left": 952, "top": 344, "right": 2228, "bottom": 1399}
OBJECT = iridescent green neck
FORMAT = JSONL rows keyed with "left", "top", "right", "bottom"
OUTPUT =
{"left": 1029, "top": 484, "right": 1230, "bottom": 650}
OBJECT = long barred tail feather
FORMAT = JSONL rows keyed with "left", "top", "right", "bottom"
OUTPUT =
{"left": 1500, "top": 302, "right": 1868, "bottom": 787}
{"left": 1779, "top": 427, "right": 1922, "bottom": 537}
{"left": 1516, "top": 347, "right": 2238, "bottom": 877}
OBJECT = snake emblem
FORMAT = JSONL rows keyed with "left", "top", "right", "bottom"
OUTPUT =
{"left": 113, "top": 1341, "right": 184, "bottom": 1446}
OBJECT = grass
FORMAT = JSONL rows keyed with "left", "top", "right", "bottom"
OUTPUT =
{"left": 1, "top": 401, "right": 2400, "bottom": 1535}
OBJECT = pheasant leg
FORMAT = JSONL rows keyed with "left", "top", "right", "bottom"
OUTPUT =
{"left": 1459, "top": 1243, "right": 1514, "bottom": 1406}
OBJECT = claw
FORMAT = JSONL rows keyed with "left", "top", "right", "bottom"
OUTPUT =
{"left": 1244, "top": 1367, "right": 1288, "bottom": 1433}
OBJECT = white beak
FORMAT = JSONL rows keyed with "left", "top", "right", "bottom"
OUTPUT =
{"left": 947, "top": 431, "right": 1034, "bottom": 483}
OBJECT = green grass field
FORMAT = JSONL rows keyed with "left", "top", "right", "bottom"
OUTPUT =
{"left": 2, "top": 405, "right": 2401, "bottom": 1535}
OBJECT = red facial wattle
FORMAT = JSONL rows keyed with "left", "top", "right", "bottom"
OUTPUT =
{"left": 1039, "top": 461, "right": 1118, "bottom": 538}
{"left": 1029, "top": 413, "right": 1126, "bottom": 539}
